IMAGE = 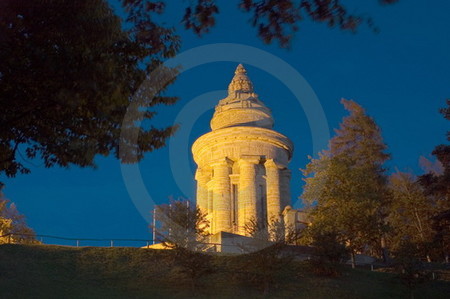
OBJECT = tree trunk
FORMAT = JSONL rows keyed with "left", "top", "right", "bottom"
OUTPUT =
{"left": 351, "top": 251, "right": 356, "bottom": 269}
{"left": 413, "top": 209, "right": 432, "bottom": 262}
{"left": 381, "top": 236, "right": 389, "bottom": 263}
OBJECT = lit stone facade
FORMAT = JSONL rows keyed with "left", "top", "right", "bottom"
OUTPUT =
{"left": 192, "top": 65, "right": 294, "bottom": 235}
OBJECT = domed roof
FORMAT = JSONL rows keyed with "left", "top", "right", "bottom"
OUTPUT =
{"left": 210, "top": 64, "right": 274, "bottom": 130}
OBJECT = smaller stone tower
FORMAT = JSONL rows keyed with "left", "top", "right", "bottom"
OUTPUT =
{"left": 192, "top": 64, "right": 294, "bottom": 236}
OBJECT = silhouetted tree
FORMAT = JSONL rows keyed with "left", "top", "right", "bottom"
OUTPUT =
{"left": 418, "top": 99, "right": 450, "bottom": 262}
{"left": 141, "top": 0, "right": 399, "bottom": 47}
{"left": 302, "top": 99, "right": 390, "bottom": 268}
{"left": 419, "top": 100, "right": 449, "bottom": 202}
{"left": 431, "top": 209, "right": 450, "bottom": 263}
{"left": 0, "top": 0, "right": 179, "bottom": 179}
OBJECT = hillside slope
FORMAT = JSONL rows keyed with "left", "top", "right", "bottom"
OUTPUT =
{"left": 0, "top": 244, "right": 449, "bottom": 298}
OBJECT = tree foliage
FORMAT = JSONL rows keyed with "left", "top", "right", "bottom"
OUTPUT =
{"left": 0, "top": 0, "right": 398, "bottom": 181}
{"left": 302, "top": 99, "right": 389, "bottom": 268}
{"left": 418, "top": 99, "right": 450, "bottom": 262}
{"left": 180, "top": 0, "right": 398, "bottom": 47}
{"left": 301, "top": 223, "right": 347, "bottom": 276}
{"left": 153, "top": 199, "right": 210, "bottom": 250}
{"left": 418, "top": 100, "right": 450, "bottom": 204}
{"left": 0, "top": 0, "right": 180, "bottom": 179}
{"left": 387, "top": 171, "right": 436, "bottom": 262}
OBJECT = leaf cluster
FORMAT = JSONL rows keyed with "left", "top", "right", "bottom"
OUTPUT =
{"left": 125, "top": 1, "right": 398, "bottom": 47}
{"left": 0, "top": 0, "right": 180, "bottom": 178}
{"left": 386, "top": 171, "right": 436, "bottom": 256}
{"left": 418, "top": 100, "right": 450, "bottom": 201}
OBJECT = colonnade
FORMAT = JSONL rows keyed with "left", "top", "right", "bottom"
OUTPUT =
{"left": 195, "top": 156, "right": 290, "bottom": 235}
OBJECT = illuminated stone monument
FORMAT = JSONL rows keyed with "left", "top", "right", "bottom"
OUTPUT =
{"left": 192, "top": 64, "right": 294, "bottom": 236}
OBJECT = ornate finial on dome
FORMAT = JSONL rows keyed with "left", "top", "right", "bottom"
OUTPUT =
{"left": 235, "top": 63, "right": 246, "bottom": 74}
{"left": 228, "top": 64, "right": 254, "bottom": 95}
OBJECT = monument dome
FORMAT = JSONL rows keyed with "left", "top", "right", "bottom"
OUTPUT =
{"left": 192, "top": 64, "right": 294, "bottom": 236}
{"left": 210, "top": 64, "right": 274, "bottom": 130}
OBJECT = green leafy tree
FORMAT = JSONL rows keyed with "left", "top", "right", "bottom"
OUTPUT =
{"left": 387, "top": 171, "right": 436, "bottom": 262}
{"left": 302, "top": 99, "right": 390, "bottom": 268}
{"left": 0, "top": 0, "right": 179, "bottom": 179}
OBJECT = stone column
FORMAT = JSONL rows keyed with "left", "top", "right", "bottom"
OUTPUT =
{"left": 211, "top": 159, "right": 232, "bottom": 234}
{"left": 238, "top": 156, "right": 260, "bottom": 235}
{"left": 280, "top": 169, "right": 292, "bottom": 209}
{"left": 265, "top": 159, "right": 282, "bottom": 223}
{"left": 206, "top": 182, "right": 214, "bottom": 233}
{"left": 195, "top": 168, "right": 209, "bottom": 214}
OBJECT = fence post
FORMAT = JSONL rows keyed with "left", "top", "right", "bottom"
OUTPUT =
{"left": 76, "top": 240, "right": 79, "bottom": 247}
{"left": 110, "top": 240, "right": 114, "bottom": 247}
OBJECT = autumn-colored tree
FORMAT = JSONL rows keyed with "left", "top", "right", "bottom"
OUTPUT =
{"left": 387, "top": 171, "right": 436, "bottom": 262}
{"left": 0, "top": 185, "right": 37, "bottom": 244}
{"left": 302, "top": 99, "right": 390, "bottom": 268}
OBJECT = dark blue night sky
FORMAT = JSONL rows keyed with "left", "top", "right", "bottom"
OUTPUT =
{"left": 2, "top": 0, "right": 449, "bottom": 245}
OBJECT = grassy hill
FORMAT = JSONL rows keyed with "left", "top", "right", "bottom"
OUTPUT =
{"left": 0, "top": 244, "right": 449, "bottom": 298}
